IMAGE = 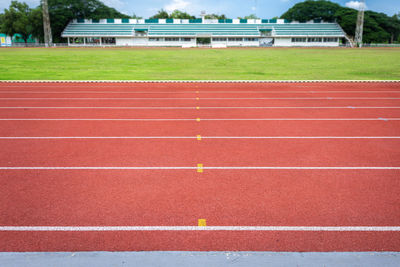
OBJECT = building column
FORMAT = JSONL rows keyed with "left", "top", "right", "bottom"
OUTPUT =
{"left": 83, "top": 37, "right": 86, "bottom": 46}
{"left": 67, "top": 37, "right": 70, "bottom": 46}
{"left": 99, "top": 37, "right": 102, "bottom": 46}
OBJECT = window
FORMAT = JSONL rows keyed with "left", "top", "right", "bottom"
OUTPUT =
{"left": 308, "top": 37, "right": 322, "bottom": 42}
{"left": 323, "top": 37, "right": 338, "bottom": 42}
{"left": 149, "top": 38, "right": 162, "bottom": 41}
{"left": 181, "top": 38, "right": 192, "bottom": 42}
{"left": 92, "top": 19, "right": 99, "bottom": 23}
{"left": 292, "top": 37, "right": 307, "bottom": 42}
{"left": 121, "top": 18, "right": 129, "bottom": 23}
{"left": 165, "top": 37, "right": 179, "bottom": 42}
{"left": 228, "top": 38, "right": 243, "bottom": 42}
{"left": 107, "top": 18, "right": 114, "bottom": 23}
{"left": 244, "top": 38, "right": 258, "bottom": 42}
{"left": 212, "top": 38, "right": 227, "bottom": 42}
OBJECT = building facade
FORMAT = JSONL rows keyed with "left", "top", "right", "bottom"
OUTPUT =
{"left": 62, "top": 18, "right": 346, "bottom": 48}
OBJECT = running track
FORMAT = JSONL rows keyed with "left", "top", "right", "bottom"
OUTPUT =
{"left": 0, "top": 81, "right": 399, "bottom": 252}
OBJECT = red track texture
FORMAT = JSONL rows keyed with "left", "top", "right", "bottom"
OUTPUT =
{"left": 0, "top": 82, "right": 400, "bottom": 252}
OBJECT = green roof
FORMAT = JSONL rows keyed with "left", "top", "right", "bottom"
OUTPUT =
{"left": 62, "top": 22, "right": 345, "bottom": 37}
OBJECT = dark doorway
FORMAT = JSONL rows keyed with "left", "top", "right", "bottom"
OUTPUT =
{"left": 196, "top": 37, "right": 211, "bottom": 45}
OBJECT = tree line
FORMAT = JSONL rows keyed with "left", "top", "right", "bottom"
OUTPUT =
{"left": 281, "top": 0, "right": 400, "bottom": 43}
{"left": 0, "top": 0, "right": 399, "bottom": 43}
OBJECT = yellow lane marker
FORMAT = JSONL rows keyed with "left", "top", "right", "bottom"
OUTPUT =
{"left": 197, "top": 163, "right": 203, "bottom": 173}
{"left": 196, "top": 118, "right": 201, "bottom": 122}
{"left": 196, "top": 91, "right": 199, "bottom": 93}
{"left": 197, "top": 135, "right": 202, "bottom": 141}
{"left": 198, "top": 219, "right": 207, "bottom": 226}
{"left": 196, "top": 97, "right": 200, "bottom": 100}
{"left": 196, "top": 107, "right": 200, "bottom": 110}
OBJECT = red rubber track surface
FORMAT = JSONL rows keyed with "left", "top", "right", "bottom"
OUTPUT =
{"left": 0, "top": 82, "right": 400, "bottom": 252}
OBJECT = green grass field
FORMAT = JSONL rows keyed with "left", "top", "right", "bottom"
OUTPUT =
{"left": 0, "top": 47, "right": 399, "bottom": 80}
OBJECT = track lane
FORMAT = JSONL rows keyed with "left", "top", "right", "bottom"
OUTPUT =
{"left": 1, "top": 108, "right": 400, "bottom": 119}
{"left": 1, "top": 82, "right": 399, "bottom": 92}
{"left": 0, "top": 120, "right": 399, "bottom": 137}
{"left": 1, "top": 82, "right": 400, "bottom": 252}
{"left": 1, "top": 170, "right": 399, "bottom": 226}
{"left": 0, "top": 99, "right": 399, "bottom": 107}
{"left": 0, "top": 170, "right": 399, "bottom": 251}
{"left": 0, "top": 139, "right": 399, "bottom": 167}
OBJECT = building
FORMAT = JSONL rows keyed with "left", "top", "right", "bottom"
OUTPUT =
{"left": 62, "top": 18, "right": 347, "bottom": 47}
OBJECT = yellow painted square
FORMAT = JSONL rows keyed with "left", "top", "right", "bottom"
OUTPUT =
{"left": 198, "top": 219, "right": 206, "bottom": 226}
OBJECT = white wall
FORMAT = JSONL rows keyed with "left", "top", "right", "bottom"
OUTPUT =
{"left": 148, "top": 38, "right": 196, "bottom": 47}
{"left": 115, "top": 38, "right": 134, "bottom": 46}
{"left": 274, "top": 37, "right": 339, "bottom": 47}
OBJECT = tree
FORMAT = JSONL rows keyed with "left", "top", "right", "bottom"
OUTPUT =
{"left": 0, "top": 13, "right": 4, "bottom": 32}
{"left": 238, "top": 14, "right": 259, "bottom": 19}
{"left": 46, "top": 0, "right": 130, "bottom": 42}
{"left": 281, "top": 0, "right": 341, "bottom": 22}
{"left": 281, "top": 0, "right": 400, "bottom": 43}
{"left": 170, "top": 10, "right": 195, "bottom": 19}
{"left": 2, "top": 1, "right": 36, "bottom": 43}
{"left": 150, "top": 9, "right": 169, "bottom": 19}
{"left": 132, "top": 13, "right": 142, "bottom": 19}
{"left": 205, "top": 14, "right": 228, "bottom": 20}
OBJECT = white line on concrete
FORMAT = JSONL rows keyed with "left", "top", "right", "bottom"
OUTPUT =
{"left": 0, "top": 107, "right": 400, "bottom": 109}
{"left": 0, "top": 136, "right": 399, "bottom": 139}
{"left": 0, "top": 226, "right": 399, "bottom": 231}
{"left": 0, "top": 167, "right": 399, "bottom": 170}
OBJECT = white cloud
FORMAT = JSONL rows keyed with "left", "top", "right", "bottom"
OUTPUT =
{"left": 251, "top": 6, "right": 256, "bottom": 11}
{"left": 164, "top": 0, "right": 191, "bottom": 12}
{"left": 345, "top": 1, "right": 367, "bottom": 10}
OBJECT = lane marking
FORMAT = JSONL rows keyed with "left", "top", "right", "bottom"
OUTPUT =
{"left": 0, "top": 226, "right": 399, "bottom": 231}
{"left": 197, "top": 164, "right": 203, "bottom": 173}
{"left": 0, "top": 136, "right": 400, "bottom": 139}
{"left": 1, "top": 107, "right": 400, "bottom": 109}
{"left": 1, "top": 97, "right": 400, "bottom": 100}
{"left": 0, "top": 118, "right": 400, "bottom": 121}
{"left": 0, "top": 167, "right": 399, "bottom": 170}
{"left": 198, "top": 219, "right": 207, "bottom": 227}
{"left": 196, "top": 118, "right": 201, "bottom": 122}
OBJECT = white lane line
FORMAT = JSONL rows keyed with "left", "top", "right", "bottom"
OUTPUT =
{"left": 0, "top": 118, "right": 399, "bottom": 121}
{"left": 0, "top": 226, "right": 399, "bottom": 231}
{"left": 1, "top": 107, "right": 400, "bottom": 109}
{"left": 1, "top": 97, "right": 400, "bottom": 100}
{"left": 1, "top": 136, "right": 399, "bottom": 139}
{"left": 1, "top": 167, "right": 399, "bottom": 170}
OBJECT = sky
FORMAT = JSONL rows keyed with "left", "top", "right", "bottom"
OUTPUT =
{"left": 0, "top": 0, "right": 399, "bottom": 18}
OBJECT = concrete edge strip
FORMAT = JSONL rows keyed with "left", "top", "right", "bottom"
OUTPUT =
{"left": 1, "top": 80, "right": 400, "bottom": 83}
{"left": 0, "top": 251, "right": 399, "bottom": 267}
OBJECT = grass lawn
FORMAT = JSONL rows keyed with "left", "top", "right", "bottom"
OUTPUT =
{"left": 0, "top": 47, "right": 399, "bottom": 80}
